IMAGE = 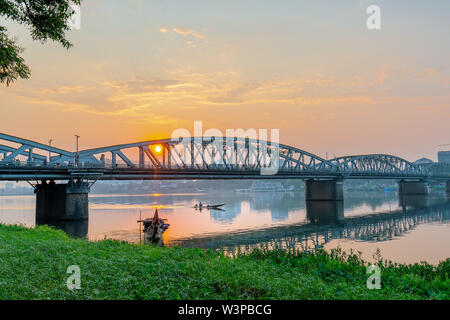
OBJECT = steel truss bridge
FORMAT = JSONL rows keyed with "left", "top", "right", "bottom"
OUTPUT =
{"left": 0, "top": 133, "right": 449, "bottom": 181}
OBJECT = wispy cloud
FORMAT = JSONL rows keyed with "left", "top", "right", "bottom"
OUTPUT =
{"left": 5, "top": 68, "right": 448, "bottom": 121}
{"left": 172, "top": 27, "right": 206, "bottom": 40}
{"left": 159, "top": 26, "right": 206, "bottom": 41}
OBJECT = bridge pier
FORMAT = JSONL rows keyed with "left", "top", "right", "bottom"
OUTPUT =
{"left": 35, "top": 220, "right": 89, "bottom": 238}
{"left": 35, "top": 180, "right": 90, "bottom": 223}
{"left": 446, "top": 181, "right": 450, "bottom": 195}
{"left": 399, "top": 194, "right": 430, "bottom": 209}
{"left": 306, "top": 201, "right": 344, "bottom": 224}
{"left": 305, "top": 179, "right": 343, "bottom": 201}
{"left": 398, "top": 180, "right": 429, "bottom": 196}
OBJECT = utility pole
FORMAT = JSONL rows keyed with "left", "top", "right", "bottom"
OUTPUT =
{"left": 75, "top": 134, "right": 80, "bottom": 167}
{"left": 75, "top": 135, "right": 80, "bottom": 153}
{"left": 48, "top": 139, "right": 53, "bottom": 163}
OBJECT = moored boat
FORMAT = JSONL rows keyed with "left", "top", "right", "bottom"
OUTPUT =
{"left": 137, "top": 208, "right": 169, "bottom": 244}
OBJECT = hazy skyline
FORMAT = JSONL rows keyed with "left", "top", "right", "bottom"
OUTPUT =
{"left": 1, "top": 0, "right": 449, "bottom": 161}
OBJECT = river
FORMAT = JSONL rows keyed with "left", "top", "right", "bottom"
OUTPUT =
{"left": 0, "top": 184, "right": 449, "bottom": 264}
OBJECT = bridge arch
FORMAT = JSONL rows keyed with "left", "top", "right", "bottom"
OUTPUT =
{"left": 1, "top": 133, "right": 448, "bottom": 179}
{"left": 0, "top": 133, "right": 74, "bottom": 165}
{"left": 329, "top": 154, "right": 426, "bottom": 176}
{"left": 77, "top": 136, "right": 336, "bottom": 172}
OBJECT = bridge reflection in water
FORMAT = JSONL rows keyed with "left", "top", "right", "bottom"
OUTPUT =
{"left": 169, "top": 194, "right": 450, "bottom": 255}
{"left": 34, "top": 191, "right": 450, "bottom": 258}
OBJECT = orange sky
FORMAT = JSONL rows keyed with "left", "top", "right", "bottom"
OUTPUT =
{"left": 1, "top": 0, "right": 449, "bottom": 161}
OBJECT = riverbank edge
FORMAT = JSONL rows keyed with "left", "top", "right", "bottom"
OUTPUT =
{"left": 0, "top": 224, "right": 448, "bottom": 300}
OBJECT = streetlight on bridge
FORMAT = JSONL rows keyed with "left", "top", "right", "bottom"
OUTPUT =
{"left": 75, "top": 134, "right": 80, "bottom": 167}
{"left": 48, "top": 139, "right": 53, "bottom": 163}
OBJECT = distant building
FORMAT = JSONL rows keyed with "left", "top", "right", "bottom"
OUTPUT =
{"left": 413, "top": 157, "right": 434, "bottom": 165}
{"left": 438, "top": 151, "right": 450, "bottom": 163}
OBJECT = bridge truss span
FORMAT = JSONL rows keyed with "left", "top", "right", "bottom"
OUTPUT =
{"left": 0, "top": 133, "right": 74, "bottom": 166}
{"left": 0, "top": 133, "right": 449, "bottom": 180}
{"left": 329, "top": 154, "right": 430, "bottom": 178}
{"left": 78, "top": 136, "right": 336, "bottom": 174}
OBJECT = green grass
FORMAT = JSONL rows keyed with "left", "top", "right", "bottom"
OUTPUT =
{"left": 0, "top": 224, "right": 448, "bottom": 300}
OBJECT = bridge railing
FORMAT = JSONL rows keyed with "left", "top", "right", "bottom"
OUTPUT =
{"left": 95, "top": 158, "right": 340, "bottom": 173}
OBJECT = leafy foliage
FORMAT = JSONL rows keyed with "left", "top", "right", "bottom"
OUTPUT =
{"left": 0, "top": 0, "right": 81, "bottom": 85}
{"left": 0, "top": 26, "right": 29, "bottom": 85}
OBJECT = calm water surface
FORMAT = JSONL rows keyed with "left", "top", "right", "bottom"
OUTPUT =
{"left": 0, "top": 189, "right": 449, "bottom": 264}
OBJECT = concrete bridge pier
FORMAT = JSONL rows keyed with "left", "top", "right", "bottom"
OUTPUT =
{"left": 399, "top": 194, "right": 430, "bottom": 209}
{"left": 35, "top": 180, "right": 90, "bottom": 223}
{"left": 305, "top": 179, "right": 344, "bottom": 201}
{"left": 306, "top": 201, "right": 344, "bottom": 224}
{"left": 35, "top": 219, "right": 89, "bottom": 238}
{"left": 398, "top": 180, "right": 429, "bottom": 196}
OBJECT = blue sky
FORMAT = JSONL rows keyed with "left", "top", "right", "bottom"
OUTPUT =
{"left": 0, "top": 0, "right": 449, "bottom": 160}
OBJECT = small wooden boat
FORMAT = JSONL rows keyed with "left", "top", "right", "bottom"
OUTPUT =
{"left": 137, "top": 208, "right": 169, "bottom": 244}
{"left": 193, "top": 203, "right": 225, "bottom": 210}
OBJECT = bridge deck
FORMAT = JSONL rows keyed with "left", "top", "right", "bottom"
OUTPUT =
{"left": 0, "top": 165, "right": 440, "bottom": 181}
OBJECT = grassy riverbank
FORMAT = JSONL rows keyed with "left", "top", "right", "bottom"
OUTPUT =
{"left": 0, "top": 224, "right": 448, "bottom": 300}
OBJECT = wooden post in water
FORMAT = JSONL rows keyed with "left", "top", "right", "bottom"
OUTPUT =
{"left": 139, "top": 211, "right": 142, "bottom": 244}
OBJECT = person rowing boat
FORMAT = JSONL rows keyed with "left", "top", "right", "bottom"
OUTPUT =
{"left": 193, "top": 203, "right": 225, "bottom": 210}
